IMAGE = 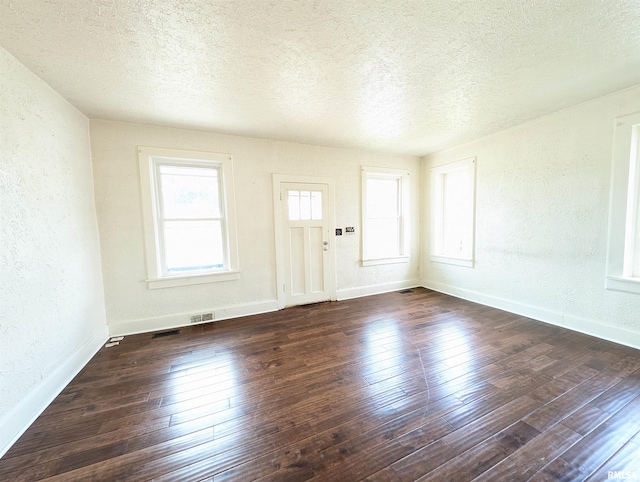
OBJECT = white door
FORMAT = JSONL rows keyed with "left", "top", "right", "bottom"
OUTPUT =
{"left": 280, "top": 182, "right": 332, "bottom": 306}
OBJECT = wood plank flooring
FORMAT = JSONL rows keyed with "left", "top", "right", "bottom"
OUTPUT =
{"left": 2, "top": 288, "right": 640, "bottom": 481}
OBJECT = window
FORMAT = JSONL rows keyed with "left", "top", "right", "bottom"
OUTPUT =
{"left": 288, "top": 190, "right": 323, "bottom": 220}
{"left": 430, "top": 157, "right": 476, "bottom": 267}
{"left": 606, "top": 112, "right": 640, "bottom": 294}
{"left": 361, "top": 166, "right": 410, "bottom": 266}
{"left": 138, "top": 147, "right": 239, "bottom": 289}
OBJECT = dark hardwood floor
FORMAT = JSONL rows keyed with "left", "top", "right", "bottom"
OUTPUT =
{"left": 2, "top": 288, "right": 640, "bottom": 481}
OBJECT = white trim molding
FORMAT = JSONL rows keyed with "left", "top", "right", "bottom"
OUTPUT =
{"left": 0, "top": 326, "right": 109, "bottom": 458}
{"left": 429, "top": 255, "right": 474, "bottom": 268}
{"left": 146, "top": 270, "right": 240, "bottom": 289}
{"left": 606, "top": 112, "right": 640, "bottom": 294}
{"left": 429, "top": 157, "right": 476, "bottom": 267}
{"left": 361, "top": 166, "right": 411, "bottom": 266}
{"left": 361, "top": 256, "right": 410, "bottom": 267}
{"left": 337, "top": 279, "right": 421, "bottom": 301}
{"left": 423, "top": 280, "right": 640, "bottom": 351}
{"left": 108, "top": 300, "right": 279, "bottom": 337}
{"left": 138, "top": 146, "right": 240, "bottom": 289}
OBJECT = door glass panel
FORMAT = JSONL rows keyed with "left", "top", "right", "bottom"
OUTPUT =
{"left": 300, "top": 191, "right": 311, "bottom": 220}
{"left": 288, "top": 191, "right": 300, "bottom": 220}
{"left": 311, "top": 191, "right": 323, "bottom": 220}
{"left": 288, "top": 190, "right": 323, "bottom": 221}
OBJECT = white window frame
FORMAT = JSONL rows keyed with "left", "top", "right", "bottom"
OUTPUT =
{"left": 430, "top": 157, "right": 476, "bottom": 268}
{"left": 606, "top": 112, "right": 640, "bottom": 294}
{"left": 361, "top": 166, "right": 410, "bottom": 266}
{"left": 138, "top": 146, "right": 240, "bottom": 289}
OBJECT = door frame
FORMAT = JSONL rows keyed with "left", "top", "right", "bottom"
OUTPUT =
{"left": 273, "top": 174, "right": 337, "bottom": 309}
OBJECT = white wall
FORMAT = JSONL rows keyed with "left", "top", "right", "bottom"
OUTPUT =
{"left": 422, "top": 84, "right": 640, "bottom": 349}
{"left": 90, "top": 120, "right": 421, "bottom": 335}
{"left": 0, "top": 48, "right": 108, "bottom": 456}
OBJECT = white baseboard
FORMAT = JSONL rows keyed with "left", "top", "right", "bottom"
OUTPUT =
{"left": 0, "top": 325, "right": 109, "bottom": 459}
{"left": 337, "top": 279, "right": 421, "bottom": 301}
{"left": 423, "top": 280, "right": 640, "bottom": 351}
{"left": 108, "top": 300, "right": 280, "bottom": 336}
{"left": 110, "top": 281, "right": 424, "bottom": 336}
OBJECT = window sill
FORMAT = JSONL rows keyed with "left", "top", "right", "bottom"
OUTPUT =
{"left": 605, "top": 276, "right": 640, "bottom": 295}
{"left": 146, "top": 270, "right": 240, "bottom": 289}
{"left": 430, "top": 255, "right": 474, "bottom": 268}
{"left": 362, "top": 256, "right": 410, "bottom": 267}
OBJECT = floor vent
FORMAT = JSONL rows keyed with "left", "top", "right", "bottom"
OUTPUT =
{"left": 152, "top": 329, "right": 180, "bottom": 339}
{"left": 399, "top": 289, "right": 413, "bottom": 294}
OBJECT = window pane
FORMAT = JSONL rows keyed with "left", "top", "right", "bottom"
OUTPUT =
{"left": 288, "top": 191, "right": 300, "bottom": 220}
{"left": 440, "top": 166, "right": 472, "bottom": 258}
{"left": 367, "top": 178, "right": 398, "bottom": 218}
{"left": 633, "top": 186, "right": 640, "bottom": 277}
{"left": 163, "top": 220, "right": 224, "bottom": 272}
{"left": 430, "top": 159, "right": 475, "bottom": 263}
{"left": 366, "top": 218, "right": 400, "bottom": 259}
{"left": 159, "top": 165, "right": 220, "bottom": 219}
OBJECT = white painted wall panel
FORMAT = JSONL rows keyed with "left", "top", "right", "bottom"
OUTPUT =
{"left": 423, "top": 84, "right": 640, "bottom": 345}
{"left": 90, "top": 120, "right": 420, "bottom": 330}
{"left": 0, "top": 47, "right": 107, "bottom": 445}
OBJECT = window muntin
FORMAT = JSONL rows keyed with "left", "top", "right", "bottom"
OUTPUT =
{"left": 607, "top": 112, "right": 640, "bottom": 293}
{"left": 139, "top": 147, "right": 239, "bottom": 288}
{"left": 430, "top": 157, "right": 476, "bottom": 267}
{"left": 361, "top": 167, "right": 410, "bottom": 265}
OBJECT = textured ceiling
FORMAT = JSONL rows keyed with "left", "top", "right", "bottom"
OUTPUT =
{"left": 2, "top": 1, "right": 640, "bottom": 156}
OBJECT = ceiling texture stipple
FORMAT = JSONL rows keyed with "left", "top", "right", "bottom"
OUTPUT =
{"left": 1, "top": 0, "right": 640, "bottom": 156}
